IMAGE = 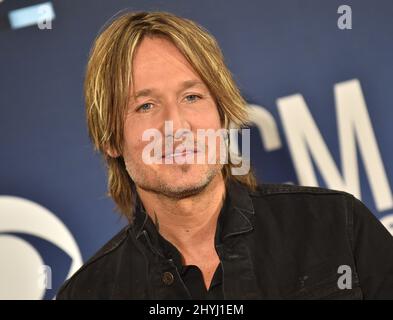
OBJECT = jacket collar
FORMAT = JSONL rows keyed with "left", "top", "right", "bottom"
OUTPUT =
{"left": 132, "top": 179, "right": 255, "bottom": 246}
{"left": 217, "top": 179, "right": 255, "bottom": 241}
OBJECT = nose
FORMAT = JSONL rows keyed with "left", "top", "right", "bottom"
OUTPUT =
{"left": 160, "top": 103, "right": 191, "bottom": 140}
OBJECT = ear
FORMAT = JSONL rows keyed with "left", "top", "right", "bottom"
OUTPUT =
{"left": 104, "top": 144, "right": 120, "bottom": 158}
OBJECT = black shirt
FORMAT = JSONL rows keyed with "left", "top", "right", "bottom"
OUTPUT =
{"left": 157, "top": 233, "right": 223, "bottom": 299}
{"left": 154, "top": 191, "right": 230, "bottom": 299}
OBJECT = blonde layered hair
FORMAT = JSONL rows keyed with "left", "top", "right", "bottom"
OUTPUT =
{"left": 85, "top": 11, "right": 257, "bottom": 221}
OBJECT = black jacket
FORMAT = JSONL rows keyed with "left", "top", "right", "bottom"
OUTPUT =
{"left": 57, "top": 181, "right": 393, "bottom": 299}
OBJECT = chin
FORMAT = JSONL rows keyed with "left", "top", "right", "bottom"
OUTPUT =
{"left": 133, "top": 162, "right": 222, "bottom": 199}
{"left": 156, "top": 165, "right": 218, "bottom": 197}
{"left": 162, "top": 163, "right": 211, "bottom": 180}
{"left": 160, "top": 179, "right": 211, "bottom": 199}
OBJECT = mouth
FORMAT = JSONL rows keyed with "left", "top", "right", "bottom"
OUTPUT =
{"left": 162, "top": 149, "right": 200, "bottom": 160}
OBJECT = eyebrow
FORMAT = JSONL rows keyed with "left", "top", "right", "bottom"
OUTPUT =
{"left": 131, "top": 79, "right": 206, "bottom": 101}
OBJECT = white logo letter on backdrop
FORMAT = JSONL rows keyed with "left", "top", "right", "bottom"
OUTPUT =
{"left": 0, "top": 196, "right": 82, "bottom": 299}
{"left": 276, "top": 79, "right": 393, "bottom": 212}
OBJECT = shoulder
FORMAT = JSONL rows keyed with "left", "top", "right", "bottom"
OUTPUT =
{"left": 251, "top": 182, "right": 354, "bottom": 203}
{"left": 254, "top": 183, "right": 351, "bottom": 197}
{"left": 56, "top": 225, "right": 133, "bottom": 299}
{"left": 249, "top": 183, "right": 357, "bottom": 226}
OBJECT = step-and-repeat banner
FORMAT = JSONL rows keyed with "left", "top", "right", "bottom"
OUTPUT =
{"left": 1, "top": 0, "right": 392, "bottom": 299}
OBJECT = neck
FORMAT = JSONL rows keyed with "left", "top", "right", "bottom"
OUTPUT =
{"left": 136, "top": 173, "right": 226, "bottom": 257}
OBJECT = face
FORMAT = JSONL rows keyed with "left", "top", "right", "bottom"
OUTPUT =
{"left": 121, "top": 36, "right": 225, "bottom": 199}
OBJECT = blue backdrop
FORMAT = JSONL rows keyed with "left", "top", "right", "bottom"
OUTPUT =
{"left": 0, "top": 0, "right": 392, "bottom": 299}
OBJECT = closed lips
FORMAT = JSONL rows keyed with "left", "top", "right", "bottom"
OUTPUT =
{"left": 163, "top": 149, "right": 198, "bottom": 158}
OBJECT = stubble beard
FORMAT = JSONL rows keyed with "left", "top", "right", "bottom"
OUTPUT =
{"left": 127, "top": 162, "right": 223, "bottom": 200}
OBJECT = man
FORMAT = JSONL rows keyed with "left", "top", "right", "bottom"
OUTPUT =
{"left": 57, "top": 11, "right": 393, "bottom": 299}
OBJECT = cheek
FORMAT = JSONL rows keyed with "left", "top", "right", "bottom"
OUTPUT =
{"left": 191, "top": 105, "right": 222, "bottom": 130}
{"left": 208, "top": 104, "right": 223, "bottom": 128}
{"left": 123, "top": 122, "right": 145, "bottom": 160}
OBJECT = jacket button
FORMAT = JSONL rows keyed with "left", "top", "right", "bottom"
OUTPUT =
{"left": 162, "top": 272, "right": 174, "bottom": 286}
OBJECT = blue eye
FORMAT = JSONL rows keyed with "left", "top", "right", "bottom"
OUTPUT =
{"left": 185, "top": 94, "right": 201, "bottom": 103}
{"left": 137, "top": 103, "right": 153, "bottom": 112}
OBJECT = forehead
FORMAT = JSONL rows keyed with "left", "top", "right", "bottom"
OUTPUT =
{"left": 131, "top": 36, "right": 203, "bottom": 92}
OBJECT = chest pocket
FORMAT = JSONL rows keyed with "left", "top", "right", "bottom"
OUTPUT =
{"left": 284, "top": 261, "right": 363, "bottom": 300}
